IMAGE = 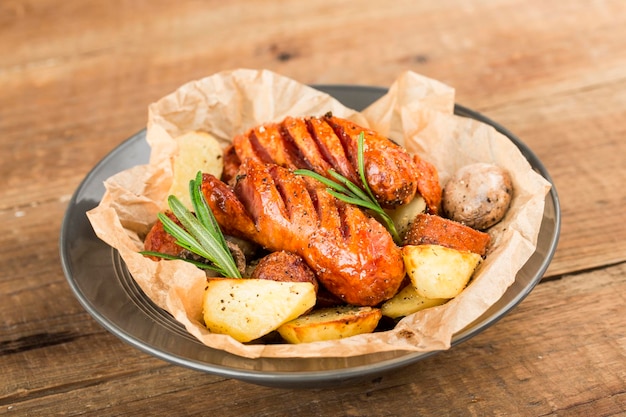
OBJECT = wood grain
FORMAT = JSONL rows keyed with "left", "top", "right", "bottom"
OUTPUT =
{"left": 485, "top": 76, "right": 626, "bottom": 277}
{"left": 2, "top": 265, "right": 625, "bottom": 416}
{"left": 1, "top": 0, "right": 625, "bottom": 415}
{"left": 2, "top": 0, "right": 624, "bottom": 275}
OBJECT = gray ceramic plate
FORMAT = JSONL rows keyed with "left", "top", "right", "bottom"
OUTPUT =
{"left": 60, "top": 85, "right": 560, "bottom": 389}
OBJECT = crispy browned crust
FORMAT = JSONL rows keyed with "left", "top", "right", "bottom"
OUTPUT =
{"left": 231, "top": 114, "right": 425, "bottom": 208}
{"left": 251, "top": 251, "right": 319, "bottom": 293}
{"left": 143, "top": 211, "right": 186, "bottom": 259}
{"left": 402, "top": 213, "right": 491, "bottom": 256}
{"left": 412, "top": 154, "right": 442, "bottom": 215}
{"left": 220, "top": 144, "right": 241, "bottom": 184}
{"left": 203, "top": 159, "right": 406, "bottom": 306}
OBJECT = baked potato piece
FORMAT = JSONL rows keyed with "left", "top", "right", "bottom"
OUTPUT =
{"left": 381, "top": 284, "right": 448, "bottom": 319}
{"left": 277, "top": 306, "right": 382, "bottom": 344}
{"left": 442, "top": 162, "right": 513, "bottom": 230}
{"left": 402, "top": 244, "right": 482, "bottom": 299}
{"left": 202, "top": 278, "right": 316, "bottom": 343}
{"left": 385, "top": 195, "right": 427, "bottom": 240}
{"left": 168, "top": 130, "right": 224, "bottom": 209}
{"left": 403, "top": 213, "right": 491, "bottom": 256}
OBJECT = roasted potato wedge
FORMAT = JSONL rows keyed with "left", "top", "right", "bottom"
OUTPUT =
{"left": 385, "top": 195, "right": 427, "bottom": 240}
{"left": 203, "top": 278, "right": 316, "bottom": 343}
{"left": 381, "top": 284, "right": 448, "bottom": 319}
{"left": 169, "top": 130, "right": 224, "bottom": 209}
{"left": 277, "top": 306, "right": 382, "bottom": 344}
{"left": 402, "top": 244, "right": 482, "bottom": 299}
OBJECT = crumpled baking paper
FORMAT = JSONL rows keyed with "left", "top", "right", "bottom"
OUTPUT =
{"left": 87, "top": 68, "right": 551, "bottom": 358}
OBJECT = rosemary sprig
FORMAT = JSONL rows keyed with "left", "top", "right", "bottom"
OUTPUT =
{"left": 140, "top": 251, "right": 225, "bottom": 272}
{"left": 141, "top": 171, "right": 242, "bottom": 278}
{"left": 294, "top": 132, "right": 401, "bottom": 244}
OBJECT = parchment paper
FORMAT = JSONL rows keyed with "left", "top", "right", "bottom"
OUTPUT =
{"left": 87, "top": 68, "right": 551, "bottom": 358}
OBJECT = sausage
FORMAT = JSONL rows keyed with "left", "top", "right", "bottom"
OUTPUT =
{"left": 251, "top": 251, "right": 319, "bottom": 293}
{"left": 232, "top": 114, "right": 424, "bottom": 208}
{"left": 403, "top": 213, "right": 491, "bottom": 257}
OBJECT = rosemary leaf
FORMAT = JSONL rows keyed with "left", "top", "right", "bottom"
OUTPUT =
{"left": 294, "top": 132, "right": 401, "bottom": 244}
{"left": 143, "top": 171, "right": 242, "bottom": 278}
{"left": 325, "top": 189, "right": 381, "bottom": 212}
{"left": 357, "top": 132, "right": 380, "bottom": 204}
{"left": 190, "top": 172, "right": 229, "bottom": 251}
{"left": 327, "top": 169, "right": 372, "bottom": 202}
{"left": 139, "top": 250, "right": 224, "bottom": 272}
{"left": 168, "top": 193, "right": 241, "bottom": 278}
{"left": 293, "top": 169, "right": 352, "bottom": 195}
{"left": 157, "top": 211, "right": 211, "bottom": 259}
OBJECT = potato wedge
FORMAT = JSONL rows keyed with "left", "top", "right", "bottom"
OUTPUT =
{"left": 381, "top": 284, "right": 448, "bottom": 319}
{"left": 277, "top": 306, "right": 382, "bottom": 344}
{"left": 385, "top": 195, "right": 427, "bottom": 239}
{"left": 169, "top": 130, "right": 224, "bottom": 209}
{"left": 402, "top": 244, "right": 482, "bottom": 299}
{"left": 203, "top": 278, "right": 316, "bottom": 343}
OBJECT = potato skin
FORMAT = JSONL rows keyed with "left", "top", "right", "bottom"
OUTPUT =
{"left": 442, "top": 163, "right": 513, "bottom": 230}
{"left": 277, "top": 306, "right": 382, "bottom": 344}
{"left": 381, "top": 283, "right": 448, "bottom": 319}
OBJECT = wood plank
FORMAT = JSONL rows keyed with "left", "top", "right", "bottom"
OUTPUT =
{"left": 2, "top": 0, "right": 626, "bottom": 414}
{"left": 483, "top": 76, "right": 626, "bottom": 277}
{"left": 4, "top": 0, "right": 625, "bottom": 93}
{"left": 3, "top": 263, "right": 625, "bottom": 416}
{"left": 2, "top": 0, "right": 625, "bottom": 276}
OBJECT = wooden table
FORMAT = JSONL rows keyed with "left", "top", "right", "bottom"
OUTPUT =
{"left": 2, "top": 0, "right": 625, "bottom": 415}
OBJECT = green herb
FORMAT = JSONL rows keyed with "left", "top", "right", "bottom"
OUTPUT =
{"left": 140, "top": 171, "right": 242, "bottom": 278}
{"left": 140, "top": 251, "right": 226, "bottom": 272}
{"left": 294, "top": 132, "right": 401, "bottom": 243}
